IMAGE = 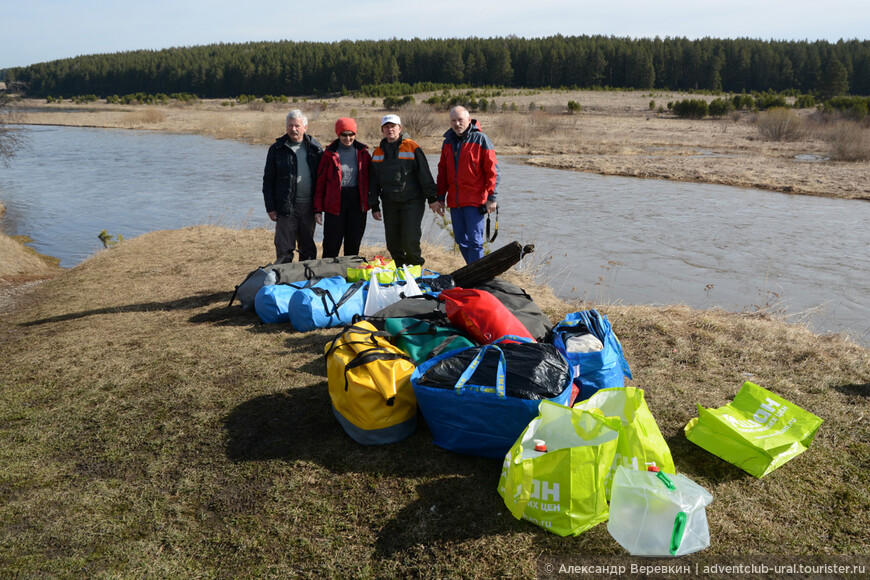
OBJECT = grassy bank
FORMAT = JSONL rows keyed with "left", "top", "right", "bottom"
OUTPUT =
{"left": 13, "top": 89, "right": 870, "bottom": 200}
{"left": 0, "top": 231, "right": 61, "bottom": 282}
{"left": 1, "top": 226, "right": 868, "bottom": 577}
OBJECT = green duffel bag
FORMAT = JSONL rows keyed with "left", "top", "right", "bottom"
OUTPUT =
{"left": 384, "top": 317, "right": 477, "bottom": 365}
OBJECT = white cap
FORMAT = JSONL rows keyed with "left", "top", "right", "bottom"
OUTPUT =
{"left": 380, "top": 114, "right": 401, "bottom": 127}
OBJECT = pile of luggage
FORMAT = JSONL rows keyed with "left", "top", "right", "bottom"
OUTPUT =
{"left": 230, "top": 245, "right": 824, "bottom": 556}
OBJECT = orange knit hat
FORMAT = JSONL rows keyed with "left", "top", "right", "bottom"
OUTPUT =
{"left": 335, "top": 118, "right": 357, "bottom": 136}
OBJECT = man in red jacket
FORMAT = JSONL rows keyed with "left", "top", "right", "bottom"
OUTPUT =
{"left": 433, "top": 106, "right": 499, "bottom": 264}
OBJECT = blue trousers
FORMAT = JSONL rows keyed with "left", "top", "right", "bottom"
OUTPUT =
{"left": 451, "top": 206, "right": 486, "bottom": 264}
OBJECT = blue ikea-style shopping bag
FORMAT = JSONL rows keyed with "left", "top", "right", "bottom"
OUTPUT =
{"left": 411, "top": 336, "right": 574, "bottom": 458}
{"left": 551, "top": 309, "right": 632, "bottom": 401}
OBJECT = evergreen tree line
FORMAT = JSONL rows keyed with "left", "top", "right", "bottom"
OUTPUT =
{"left": 5, "top": 35, "right": 869, "bottom": 100}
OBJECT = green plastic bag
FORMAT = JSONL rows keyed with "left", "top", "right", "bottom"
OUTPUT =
{"left": 497, "top": 401, "right": 621, "bottom": 536}
{"left": 684, "top": 381, "right": 824, "bottom": 478}
{"left": 573, "top": 387, "right": 676, "bottom": 499}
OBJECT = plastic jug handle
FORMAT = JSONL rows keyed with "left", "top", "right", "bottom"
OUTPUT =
{"left": 670, "top": 511, "right": 687, "bottom": 556}
{"left": 647, "top": 466, "right": 676, "bottom": 491}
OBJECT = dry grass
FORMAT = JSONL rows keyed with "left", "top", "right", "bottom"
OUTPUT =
{"left": 121, "top": 108, "right": 165, "bottom": 125}
{"left": 1, "top": 225, "right": 868, "bottom": 577}
{"left": 826, "top": 120, "right": 870, "bottom": 162}
{"left": 755, "top": 107, "right": 805, "bottom": 142}
{"left": 14, "top": 90, "right": 870, "bottom": 200}
{"left": 0, "top": 232, "right": 61, "bottom": 281}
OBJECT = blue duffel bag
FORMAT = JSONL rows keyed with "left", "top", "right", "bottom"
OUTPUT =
{"left": 254, "top": 279, "right": 319, "bottom": 324}
{"left": 411, "top": 336, "right": 574, "bottom": 459}
{"left": 288, "top": 277, "right": 367, "bottom": 332}
{"left": 550, "top": 309, "right": 632, "bottom": 402}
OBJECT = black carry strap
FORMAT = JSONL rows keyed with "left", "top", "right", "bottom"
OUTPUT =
{"left": 309, "top": 280, "right": 365, "bottom": 319}
{"left": 343, "top": 347, "right": 411, "bottom": 404}
{"left": 324, "top": 323, "right": 393, "bottom": 360}
{"left": 485, "top": 207, "right": 499, "bottom": 244}
{"left": 325, "top": 323, "right": 412, "bottom": 405}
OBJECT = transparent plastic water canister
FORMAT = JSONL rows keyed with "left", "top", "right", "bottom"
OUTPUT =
{"left": 607, "top": 465, "right": 713, "bottom": 556}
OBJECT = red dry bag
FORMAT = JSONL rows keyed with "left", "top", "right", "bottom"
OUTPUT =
{"left": 439, "top": 288, "right": 535, "bottom": 344}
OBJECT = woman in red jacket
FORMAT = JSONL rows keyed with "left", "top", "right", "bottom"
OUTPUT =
{"left": 314, "top": 118, "right": 372, "bottom": 258}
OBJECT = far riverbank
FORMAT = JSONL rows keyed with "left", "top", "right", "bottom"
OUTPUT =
{"left": 10, "top": 89, "right": 870, "bottom": 200}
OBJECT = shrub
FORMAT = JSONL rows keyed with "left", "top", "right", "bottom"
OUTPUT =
{"left": 794, "top": 94, "right": 816, "bottom": 109}
{"left": 71, "top": 94, "right": 99, "bottom": 104}
{"left": 754, "top": 91, "right": 788, "bottom": 110}
{"left": 397, "top": 103, "right": 437, "bottom": 138}
{"left": 170, "top": 92, "right": 198, "bottom": 103}
{"left": 649, "top": 100, "right": 656, "bottom": 110}
{"left": 567, "top": 100, "right": 581, "bottom": 113}
{"left": 708, "top": 98, "right": 734, "bottom": 117}
{"left": 732, "top": 94, "right": 755, "bottom": 110}
{"left": 383, "top": 95, "right": 414, "bottom": 110}
{"left": 824, "top": 96, "right": 870, "bottom": 120}
{"left": 826, "top": 120, "right": 870, "bottom": 161}
{"left": 756, "top": 107, "right": 804, "bottom": 141}
{"left": 672, "top": 99, "right": 709, "bottom": 119}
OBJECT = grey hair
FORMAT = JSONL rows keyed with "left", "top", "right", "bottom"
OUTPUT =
{"left": 286, "top": 109, "right": 308, "bottom": 126}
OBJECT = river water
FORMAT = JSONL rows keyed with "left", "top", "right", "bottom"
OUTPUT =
{"left": 1, "top": 125, "right": 868, "bottom": 344}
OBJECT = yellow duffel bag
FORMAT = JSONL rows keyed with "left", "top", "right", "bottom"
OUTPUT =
{"left": 324, "top": 321, "right": 417, "bottom": 444}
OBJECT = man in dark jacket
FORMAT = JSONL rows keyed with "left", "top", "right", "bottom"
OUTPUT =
{"left": 433, "top": 106, "right": 499, "bottom": 264}
{"left": 369, "top": 114, "right": 438, "bottom": 267}
{"left": 262, "top": 109, "right": 324, "bottom": 263}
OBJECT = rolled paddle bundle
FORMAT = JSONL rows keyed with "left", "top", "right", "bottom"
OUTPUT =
{"left": 449, "top": 241, "right": 534, "bottom": 288}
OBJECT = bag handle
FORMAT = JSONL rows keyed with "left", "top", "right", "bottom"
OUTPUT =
{"left": 507, "top": 437, "right": 533, "bottom": 520}
{"left": 324, "top": 323, "right": 392, "bottom": 360}
{"left": 343, "top": 347, "right": 410, "bottom": 402}
{"left": 588, "top": 309, "right": 633, "bottom": 380}
{"left": 558, "top": 310, "right": 633, "bottom": 380}
{"left": 454, "top": 344, "right": 506, "bottom": 398}
{"left": 370, "top": 267, "right": 399, "bottom": 284}
{"left": 310, "top": 280, "right": 365, "bottom": 319}
{"left": 334, "top": 280, "right": 366, "bottom": 312}
{"left": 492, "top": 334, "right": 534, "bottom": 346}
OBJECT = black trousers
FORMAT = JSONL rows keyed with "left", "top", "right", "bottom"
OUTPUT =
{"left": 382, "top": 199, "right": 425, "bottom": 266}
{"left": 275, "top": 202, "right": 317, "bottom": 263}
{"left": 322, "top": 186, "right": 367, "bottom": 258}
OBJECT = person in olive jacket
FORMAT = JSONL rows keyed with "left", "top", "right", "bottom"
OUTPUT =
{"left": 368, "top": 114, "right": 438, "bottom": 267}
{"left": 314, "top": 118, "right": 371, "bottom": 258}
{"left": 262, "top": 109, "right": 323, "bottom": 263}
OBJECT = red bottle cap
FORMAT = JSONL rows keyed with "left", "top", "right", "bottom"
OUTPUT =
{"left": 648, "top": 465, "right": 660, "bottom": 472}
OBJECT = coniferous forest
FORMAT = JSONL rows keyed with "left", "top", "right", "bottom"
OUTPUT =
{"left": 4, "top": 36, "right": 869, "bottom": 99}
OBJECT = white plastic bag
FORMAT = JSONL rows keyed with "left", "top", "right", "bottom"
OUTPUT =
{"left": 364, "top": 266, "right": 421, "bottom": 316}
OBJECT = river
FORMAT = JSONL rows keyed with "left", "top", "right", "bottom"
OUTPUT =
{"left": 1, "top": 125, "right": 868, "bottom": 344}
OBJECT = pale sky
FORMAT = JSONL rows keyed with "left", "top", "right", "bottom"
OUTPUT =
{"left": 2, "top": 0, "right": 868, "bottom": 70}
